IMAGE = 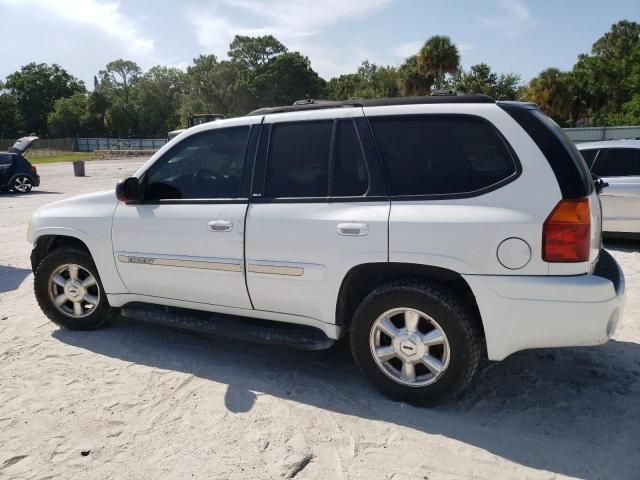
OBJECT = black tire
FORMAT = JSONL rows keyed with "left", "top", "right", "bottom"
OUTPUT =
{"left": 34, "top": 247, "right": 112, "bottom": 330}
{"left": 350, "top": 281, "right": 482, "bottom": 406}
{"left": 11, "top": 175, "right": 33, "bottom": 193}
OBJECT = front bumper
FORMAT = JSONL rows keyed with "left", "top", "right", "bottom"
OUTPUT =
{"left": 464, "top": 250, "right": 625, "bottom": 361}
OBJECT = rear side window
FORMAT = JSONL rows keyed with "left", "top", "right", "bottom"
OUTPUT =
{"left": 264, "top": 120, "right": 370, "bottom": 198}
{"left": 0, "top": 154, "right": 13, "bottom": 166}
{"left": 580, "top": 149, "right": 599, "bottom": 168}
{"left": 592, "top": 149, "right": 640, "bottom": 177}
{"left": 332, "top": 120, "right": 369, "bottom": 196}
{"left": 265, "top": 121, "right": 332, "bottom": 198}
{"left": 369, "top": 115, "right": 518, "bottom": 196}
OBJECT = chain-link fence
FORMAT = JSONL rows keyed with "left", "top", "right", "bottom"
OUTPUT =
{"left": 0, "top": 137, "right": 77, "bottom": 158}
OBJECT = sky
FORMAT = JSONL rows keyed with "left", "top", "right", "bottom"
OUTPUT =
{"left": 0, "top": 0, "right": 638, "bottom": 88}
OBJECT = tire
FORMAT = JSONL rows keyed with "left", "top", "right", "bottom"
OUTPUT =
{"left": 12, "top": 175, "right": 33, "bottom": 193}
{"left": 350, "top": 281, "right": 481, "bottom": 406}
{"left": 34, "top": 247, "right": 112, "bottom": 330}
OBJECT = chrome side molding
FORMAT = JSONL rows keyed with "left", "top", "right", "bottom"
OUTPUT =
{"left": 117, "top": 254, "right": 243, "bottom": 273}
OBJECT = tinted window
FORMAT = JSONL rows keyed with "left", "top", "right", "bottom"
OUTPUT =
{"left": 332, "top": 120, "right": 369, "bottom": 196}
{"left": 144, "top": 127, "right": 249, "bottom": 200}
{"left": 370, "top": 115, "right": 517, "bottom": 196}
{"left": 580, "top": 149, "right": 599, "bottom": 168}
{"left": 0, "top": 154, "right": 13, "bottom": 166}
{"left": 265, "top": 121, "right": 332, "bottom": 198}
{"left": 592, "top": 149, "right": 640, "bottom": 177}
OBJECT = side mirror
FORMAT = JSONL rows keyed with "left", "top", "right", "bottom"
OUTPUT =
{"left": 591, "top": 173, "right": 609, "bottom": 195}
{"left": 115, "top": 177, "right": 141, "bottom": 203}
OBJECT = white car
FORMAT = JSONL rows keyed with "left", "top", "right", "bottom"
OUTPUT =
{"left": 28, "top": 96, "right": 625, "bottom": 405}
{"left": 577, "top": 140, "right": 640, "bottom": 237}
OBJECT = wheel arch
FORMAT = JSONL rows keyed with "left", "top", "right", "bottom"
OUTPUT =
{"left": 30, "top": 233, "right": 92, "bottom": 273}
{"left": 336, "top": 262, "right": 485, "bottom": 338}
{"left": 10, "top": 172, "right": 36, "bottom": 188}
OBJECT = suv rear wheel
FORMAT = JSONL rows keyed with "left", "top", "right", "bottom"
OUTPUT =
{"left": 34, "top": 247, "right": 111, "bottom": 330}
{"left": 350, "top": 281, "right": 481, "bottom": 405}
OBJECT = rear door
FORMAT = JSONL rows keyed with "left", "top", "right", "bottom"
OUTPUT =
{"left": 0, "top": 154, "right": 15, "bottom": 186}
{"left": 245, "top": 108, "right": 389, "bottom": 324}
{"left": 591, "top": 148, "right": 640, "bottom": 233}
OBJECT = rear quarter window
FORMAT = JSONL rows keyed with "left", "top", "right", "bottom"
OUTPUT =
{"left": 0, "top": 154, "right": 13, "bottom": 166}
{"left": 369, "top": 115, "right": 519, "bottom": 197}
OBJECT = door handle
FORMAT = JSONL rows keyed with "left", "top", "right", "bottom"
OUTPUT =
{"left": 336, "top": 222, "right": 369, "bottom": 236}
{"left": 208, "top": 220, "right": 233, "bottom": 232}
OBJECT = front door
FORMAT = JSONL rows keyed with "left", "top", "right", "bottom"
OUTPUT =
{"left": 245, "top": 110, "right": 389, "bottom": 324}
{"left": 112, "top": 120, "right": 260, "bottom": 309}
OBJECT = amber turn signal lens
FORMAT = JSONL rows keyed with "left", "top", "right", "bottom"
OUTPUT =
{"left": 542, "top": 198, "right": 591, "bottom": 262}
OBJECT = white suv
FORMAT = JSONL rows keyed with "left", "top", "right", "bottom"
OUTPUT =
{"left": 28, "top": 96, "right": 625, "bottom": 405}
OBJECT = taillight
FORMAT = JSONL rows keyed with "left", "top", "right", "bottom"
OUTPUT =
{"left": 543, "top": 198, "right": 590, "bottom": 262}
{"left": 30, "top": 165, "right": 37, "bottom": 174}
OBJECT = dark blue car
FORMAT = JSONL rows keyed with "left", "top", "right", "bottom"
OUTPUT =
{"left": 0, "top": 136, "right": 40, "bottom": 193}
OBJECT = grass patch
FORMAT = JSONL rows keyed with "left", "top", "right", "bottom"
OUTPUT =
{"left": 27, "top": 152, "right": 95, "bottom": 164}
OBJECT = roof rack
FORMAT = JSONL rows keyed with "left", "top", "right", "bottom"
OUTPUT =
{"left": 247, "top": 94, "right": 495, "bottom": 116}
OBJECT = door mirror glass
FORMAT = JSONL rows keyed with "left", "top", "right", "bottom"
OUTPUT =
{"left": 116, "top": 177, "right": 141, "bottom": 203}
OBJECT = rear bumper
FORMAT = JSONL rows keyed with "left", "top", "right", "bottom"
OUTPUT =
{"left": 32, "top": 174, "right": 40, "bottom": 187}
{"left": 464, "top": 250, "right": 625, "bottom": 361}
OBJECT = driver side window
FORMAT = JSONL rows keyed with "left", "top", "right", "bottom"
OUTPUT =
{"left": 144, "top": 126, "right": 250, "bottom": 200}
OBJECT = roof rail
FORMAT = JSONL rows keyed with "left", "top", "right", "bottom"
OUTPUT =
{"left": 247, "top": 95, "right": 495, "bottom": 116}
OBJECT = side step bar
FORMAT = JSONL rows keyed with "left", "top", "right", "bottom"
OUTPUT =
{"left": 120, "top": 303, "right": 335, "bottom": 351}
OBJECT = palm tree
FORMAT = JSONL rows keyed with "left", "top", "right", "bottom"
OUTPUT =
{"left": 522, "top": 68, "right": 576, "bottom": 126}
{"left": 397, "top": 56, "right": 433, "bottom": 96}
{"left": 417, "top": 36, "right": 460, "bottom": 91}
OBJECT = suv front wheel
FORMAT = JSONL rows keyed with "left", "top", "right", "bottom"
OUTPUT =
{"left": 34, "top": 247, "right": 112, "bottom": 330}
{"left": 350, "top": 281, "right": 481, "bottom": 405}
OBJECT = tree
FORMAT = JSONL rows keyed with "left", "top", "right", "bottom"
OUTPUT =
{"left": 96, "top": 60, "right": 142, "bottom": 136}
{"left": 47, "top": 92, "right": 89, "bottom": 137}
{"left": 182, "top": 55, "right": 241, "bottom": 116}
{"left": 136, "top": 66, "right": 185, "bottom": 136}
{"left": 417, "top": 36, "right": 460, "bottom": 91}
{"left": 326, "top": 61, "right": 400, "bottom": 100}
{"left": 326, "top": 73, "right": 368, "bottom": 100}
{"left": 252, "top": 52, "right": 325, "bottom": 107}
{"left": 0, "top": 81, "right": 20, "bottom": 138}
{"left": 228, "top": 35, "right": 287, "bottom": 70}
{"left": 522, "top": 68, "right": 577, "bottom": 126}
{"left": 5, "top": 63, "right": 85, "bottom": 135}
{"left": 451, "top": 63, "right": 521, "bottom": 100}
{"left": 86, "top": 88, "right": 111, "bottom": 135}
{"left": 97, "top": 59, "right": 142, "bottom": 105}
{"left": 397, "top": 56, "right": 432, "bottom": 96}
{"left": 572, "top": 20, "right": 640, "bottom": 124}
{"left": 606, "top": 95, "right": 640, "bottom": 125}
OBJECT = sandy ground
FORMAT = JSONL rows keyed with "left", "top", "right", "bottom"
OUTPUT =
{"left": 0, "top": 159, "right": 639, "bottom": 480}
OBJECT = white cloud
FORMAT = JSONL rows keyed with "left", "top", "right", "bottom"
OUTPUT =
{"left": 456, "top": 43, "right": 475, "bottom": 54}
{"left": 391, "top": 41, "right": 423, "bottom": 60}
{"left": 223, "top": 0, "right": 393, "bottom": 36}
{"left": 187, "top": 0, "right": 395, "bottom": 78}
{"left": 481, "top": 0, "right": 537, "bottom": 37}
{"left": 0, "top": 0, "right": 153, "bottom": 56}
